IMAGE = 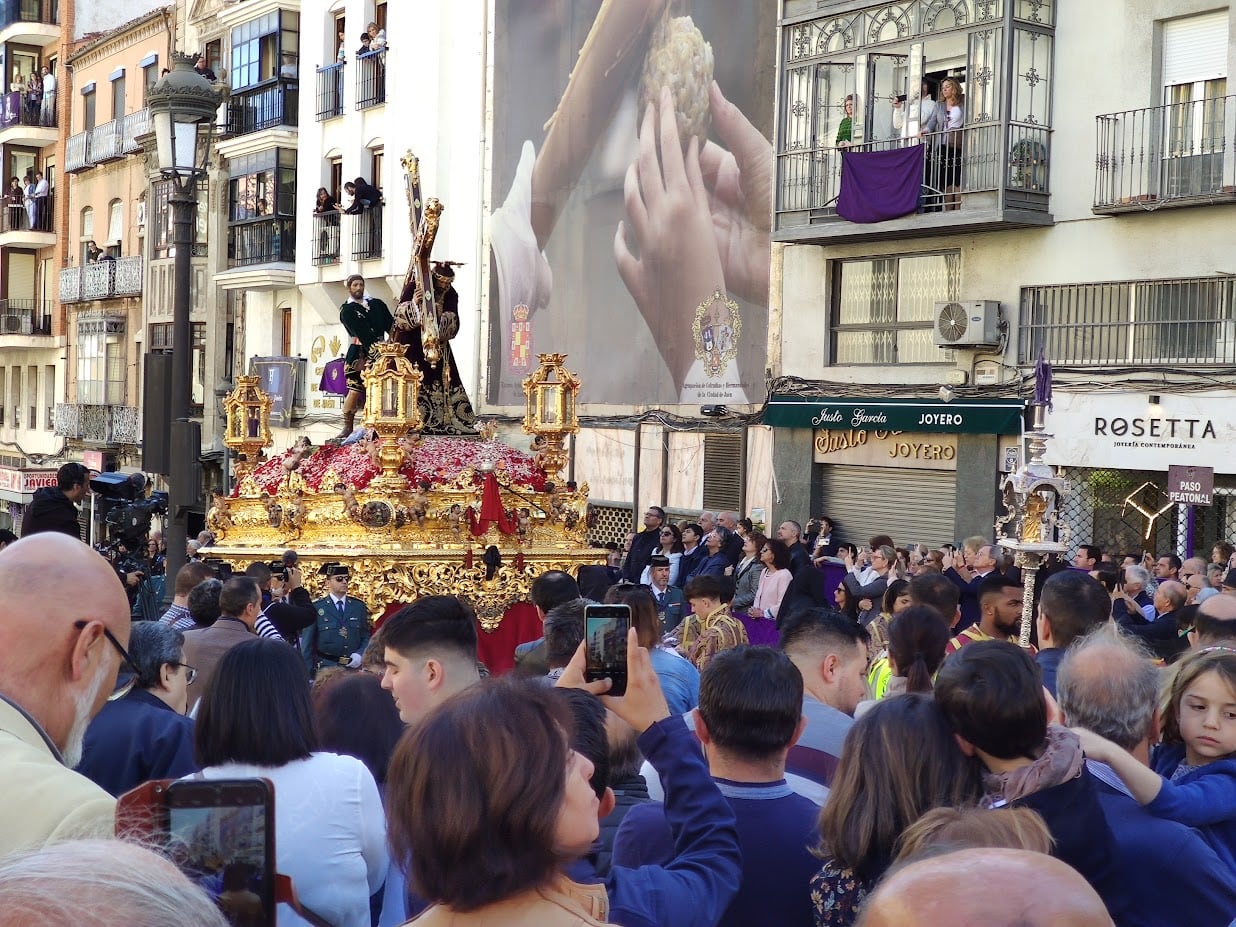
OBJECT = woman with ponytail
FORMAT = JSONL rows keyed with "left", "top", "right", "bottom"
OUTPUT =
{"left": 860, "top": 606, "right": 951, "bottom": 710}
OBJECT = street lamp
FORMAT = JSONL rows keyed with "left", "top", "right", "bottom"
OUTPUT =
{"left": 147, "top": 53, "right": 220, "bottom": 602}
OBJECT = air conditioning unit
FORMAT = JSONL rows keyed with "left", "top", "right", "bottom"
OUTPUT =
{"left": 1, "top": 314, "right": 22, "bottom": 334}
{"left": 933, "top": 300, "right": 1001, "bottom": 348}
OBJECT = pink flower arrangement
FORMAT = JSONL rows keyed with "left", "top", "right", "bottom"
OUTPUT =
{"left": 240, "top": 436, "right": 547, "bottom": 496}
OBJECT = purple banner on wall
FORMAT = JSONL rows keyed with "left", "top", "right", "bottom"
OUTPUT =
{"left": 0, "top": 92, "right": 20, "bottom": 128}
{"left": 837, "top": 145, "right": 925, "bottom": 223}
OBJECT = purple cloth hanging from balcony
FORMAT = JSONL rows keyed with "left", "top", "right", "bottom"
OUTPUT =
{"left": 836, "top": 145, "right": 925, "bottom": 223}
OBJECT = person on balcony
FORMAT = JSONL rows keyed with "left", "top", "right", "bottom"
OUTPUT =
{"left": 939, "top": 77, "right": 965, "bottom": 211}
{"left": 85, "top": 240, "right": 103, "bottom": 263}
{"left": 344, "top": 177, "right": 381, "bottom": 213}
{"left": 23, "top": 71, "right": 40, "bottom": 124}
{"left": 6, "top": 177, "right": 23, "bottom": 231}
{"left": 193, "top": 55, "right": 217, "bottom": 83}
{"left": 367, "top": 22, "right": 387, "bottom": 51}
{"left": 314, "top": 187, "right": 341, "bottom": 259}
{"left": 38, "top": 66, "right": 55, "bottom": 127}
{"left": 835, "top": 94, "right": 854, "bottom": 148}
{"left": 893, "top": 79, "right": 944, "bottom": 140}
{"left": 22, "top": 174, "right": 36, "bottom": 230}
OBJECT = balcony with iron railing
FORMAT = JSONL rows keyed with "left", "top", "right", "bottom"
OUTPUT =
{"left": 65, "top": 130, "right": 91, "bottom": 172}
{"left": 776, "top": 123, "right": 1052, "bottom": 243}
{"left": 59, "top": 256, "right": 143, "bottom": 303}
{"left": 0, "top": 89, "right": 57, "bottom": 145}
{"left": 0, "top": 189, "right": 53, "bottom": 236}
{"left": 228, "top": 217, "right": 295, "bottom": 267}
{"left": 350, "top": 204, "right": 383, "bottom": 261}
{"left": 316, "top": 62, "right": 344, "bottom": 121}
{"left": 356, "top": 49, "right": 385, "bottom": 110}
{"left": 224, "top": 79, "right": 298, "bottom": 136}
{"left": 1094, "top": 95, "right": 1236, "bottom": 214}
{"left": 90, "top": 119, "right": 123, "bottom": 163}
{"left": 312, "top": 211, "right": 341, "bottom": 266}
{"left": 1019, "top": 276, "right": 1236, "bottom": 367}
{"left": 120, "top": 107, "right": 149, "bottom": 152}
{"left": 54, "top": 402, "right": 139, "bottom": 444}
{"left": 0, "top": 298, "right": 52, "bottom": 337}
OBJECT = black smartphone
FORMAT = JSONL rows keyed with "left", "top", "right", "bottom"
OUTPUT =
{"left": 164, "top": 779, "right": 276, "bottom": 927}
{"left": 584, "top": 603, "right": 630, "bottom": 697}
{"left": 896, "top": 93, "right": 908, "bottom": 102}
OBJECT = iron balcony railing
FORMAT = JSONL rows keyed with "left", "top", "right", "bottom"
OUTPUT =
{"left": 121, "top": 108, "right": 149, "bottom": 152}
{"left": 1095, "top": 94, "right": 1236, "bottom": 211}
{"left": 59, "top": 256, "right": 143, "bottom": 302}
{"left": 356, "top": 49, "right": 386, "bottom": 110}
{"left": 316, "top": 62, "right": 345, "bottom": 120}
{"left": 1019, "top": 276, "right": 1236, "bottom": 366}
{"left": 65, "top": 131, "right": 92, "bottom": 172}
{"left": 0, "top": 298, "right": 52, "bottom": 335}
{"left": 777, "top": 123, "right": 1050, "bottom": 221}
{"left": 228, "top": 217, "right": 295, "bottom": 267}
{"left": 1, "top": 189, "right": 53, "bottom": 232}
{"left": 0, "top": 0, "right": 58, "bottom": 28}
{"left": 312, "top": 211, "right": 342, "bottom": 266}
{"left": 350, "top": 204, "right": 383, "bottom": 260}
{"left": 90, "top": 119, "right": 123, "bottom": 162}
{"left": 0, "top": 90, "right": 56, "bottom": 129}
{"left": 54, "top": 403, "right": 139, "bottom": 444}
{"left": 225, "top": 79, "right": 298, "bottom": 136}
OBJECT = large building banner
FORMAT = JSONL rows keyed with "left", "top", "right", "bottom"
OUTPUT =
{"left": 487, "top": 1, "right": 775, "bottom": 407}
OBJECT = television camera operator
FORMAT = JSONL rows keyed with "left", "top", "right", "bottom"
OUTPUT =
{"left": 94, "top": 472, "right": 167, "bottom": 622}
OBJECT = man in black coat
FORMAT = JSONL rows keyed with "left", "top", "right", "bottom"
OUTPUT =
{"left": 21, "top": 462, "right": 89, "bottom": 540}
{"left": 622, "top": 506, "right": 665, "bottom": 583}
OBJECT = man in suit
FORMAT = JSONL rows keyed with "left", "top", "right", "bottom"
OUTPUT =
{"left": 182, "top": 576, "right": 260, "bottom": 708}
{"left": 716, "top": 512, "right": 746, "bottom": 566}
{"left": 779, "top": 519, "right": 827, "bottom": 619}
{"left": 302, "top": 562, "right": 370, "bottom": 677}
{"left": 944, "top": 542, "right": 1000, "bottom": 630}
{"left": 0, "top": 533, "right": 132, "bottom": 854}
{"left": 647, "top": 555, "right": 685, "bottom": 634}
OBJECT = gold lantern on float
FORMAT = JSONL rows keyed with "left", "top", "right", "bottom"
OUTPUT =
{"left": 363, "top": 341, "right": 424, "bottom": 489}
{"left": 522, "top": 353, "right": 580, "bottom": 481}
{"left": 222, "top": 375, "right": 273, "bottom": 482}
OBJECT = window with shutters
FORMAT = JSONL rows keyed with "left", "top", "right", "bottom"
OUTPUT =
{"left": 702, "top": 433, "right": 744, "bottom": 513}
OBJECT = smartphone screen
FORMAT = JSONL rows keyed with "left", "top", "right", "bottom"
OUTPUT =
{"left": 165, "top": 779, "right": 276, "bottom": 927}
{"left": 585, "top": 603, "right": 630, "bottom": 697}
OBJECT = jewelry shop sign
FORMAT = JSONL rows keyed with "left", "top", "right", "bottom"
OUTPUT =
{"left": 814, "top": 430, "right": 958, "bottom": 472}
{"left": 765, "top": 395, "right": 1024, "bottom": 435}
{"left": 1043, "top": 391, "right": 1236, "bottom": 473}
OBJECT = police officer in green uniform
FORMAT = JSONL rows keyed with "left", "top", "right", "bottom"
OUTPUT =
{"left": 302, "top": 562, "right": 371, "bottom": 677}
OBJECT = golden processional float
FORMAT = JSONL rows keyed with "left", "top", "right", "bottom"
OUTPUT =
{"left": 205, "top": 154, "right": 604, "bottom": 633}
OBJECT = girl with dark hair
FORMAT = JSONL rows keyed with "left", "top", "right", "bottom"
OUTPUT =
{"left": 810, "top": 694, "right": 982, "bottom": 925}
{"left": 730, "top": 532, "right": 767, "bottom": 614}
{"left": 885, "top": 605, "right": 951, "bottom": 695}
{"left": 194, "top": 639, "right": 388, "bottom": 927}
{"left": 832, "top": 582, "right": 860, "bottom": 623}
{"left": 866, "top": 579, "right": 912, "bottom": 657}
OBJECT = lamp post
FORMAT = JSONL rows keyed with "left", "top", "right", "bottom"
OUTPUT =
{"left": 148, "top": 53, "right": 220, "bottom": 602}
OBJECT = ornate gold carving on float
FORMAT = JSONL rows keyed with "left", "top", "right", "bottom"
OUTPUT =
{"left": 208, "top": 357, "right": 602, "bottom": 622}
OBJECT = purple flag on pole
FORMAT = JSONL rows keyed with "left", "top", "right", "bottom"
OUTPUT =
{"left": 836, "top": 145, "right": 925, "bottom": 223}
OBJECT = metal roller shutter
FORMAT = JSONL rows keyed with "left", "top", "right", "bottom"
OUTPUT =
{"left": 817, "top": 464, "right": 957, "bottom": 550}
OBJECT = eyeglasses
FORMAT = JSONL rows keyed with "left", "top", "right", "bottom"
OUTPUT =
{"left": 332, "top": 574, "right": 350, "bottom": 582}
{"left": 660, "top": 530, "right": 674, "bottom": 536}
{"left": 174, "top": 662, "right": 198, "bottom": 685}
{"left": 74, "top": 620, "right": 140, "bottom": 701}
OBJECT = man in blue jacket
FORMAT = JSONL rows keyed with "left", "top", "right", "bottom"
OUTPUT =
{"left": 613, "top": 645, "right": 818, "bottom": 927}
{"left": 1057, "top": 631, "right": 1236, "bottom": 926}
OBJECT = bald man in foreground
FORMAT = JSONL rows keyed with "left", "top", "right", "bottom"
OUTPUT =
{"left": 0, "top": 533, "right": 132, "bottom": 854}
{"left": 858, "top": 848, "right": 1114, "bottom": 927}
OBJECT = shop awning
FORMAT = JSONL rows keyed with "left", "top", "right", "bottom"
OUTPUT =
{"left": 764, "top": 395, "right": 1025, "bottom": 435}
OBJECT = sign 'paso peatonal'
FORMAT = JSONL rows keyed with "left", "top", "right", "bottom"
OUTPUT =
{"left": 765, "top": 395, "right": 1025, "bottom": 435}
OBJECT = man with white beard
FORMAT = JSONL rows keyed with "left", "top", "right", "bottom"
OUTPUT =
{"left": 0, "top": 532, "right": 132, "bottom": 854}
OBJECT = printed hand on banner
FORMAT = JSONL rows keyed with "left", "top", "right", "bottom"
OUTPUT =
{"left": 614, "top": 86, "right": 727, "bottom": 392}
{"left": 698, "top": 80, "right": 774, "bottom": 306}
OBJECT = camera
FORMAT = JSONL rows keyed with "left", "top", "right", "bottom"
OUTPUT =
{"left": 268, "top": 560, "right": 289, "bottom": 582}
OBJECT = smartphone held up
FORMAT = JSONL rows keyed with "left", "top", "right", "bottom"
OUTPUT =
{"left": 584, "top": 603, "right": 631, "bottom": 696}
